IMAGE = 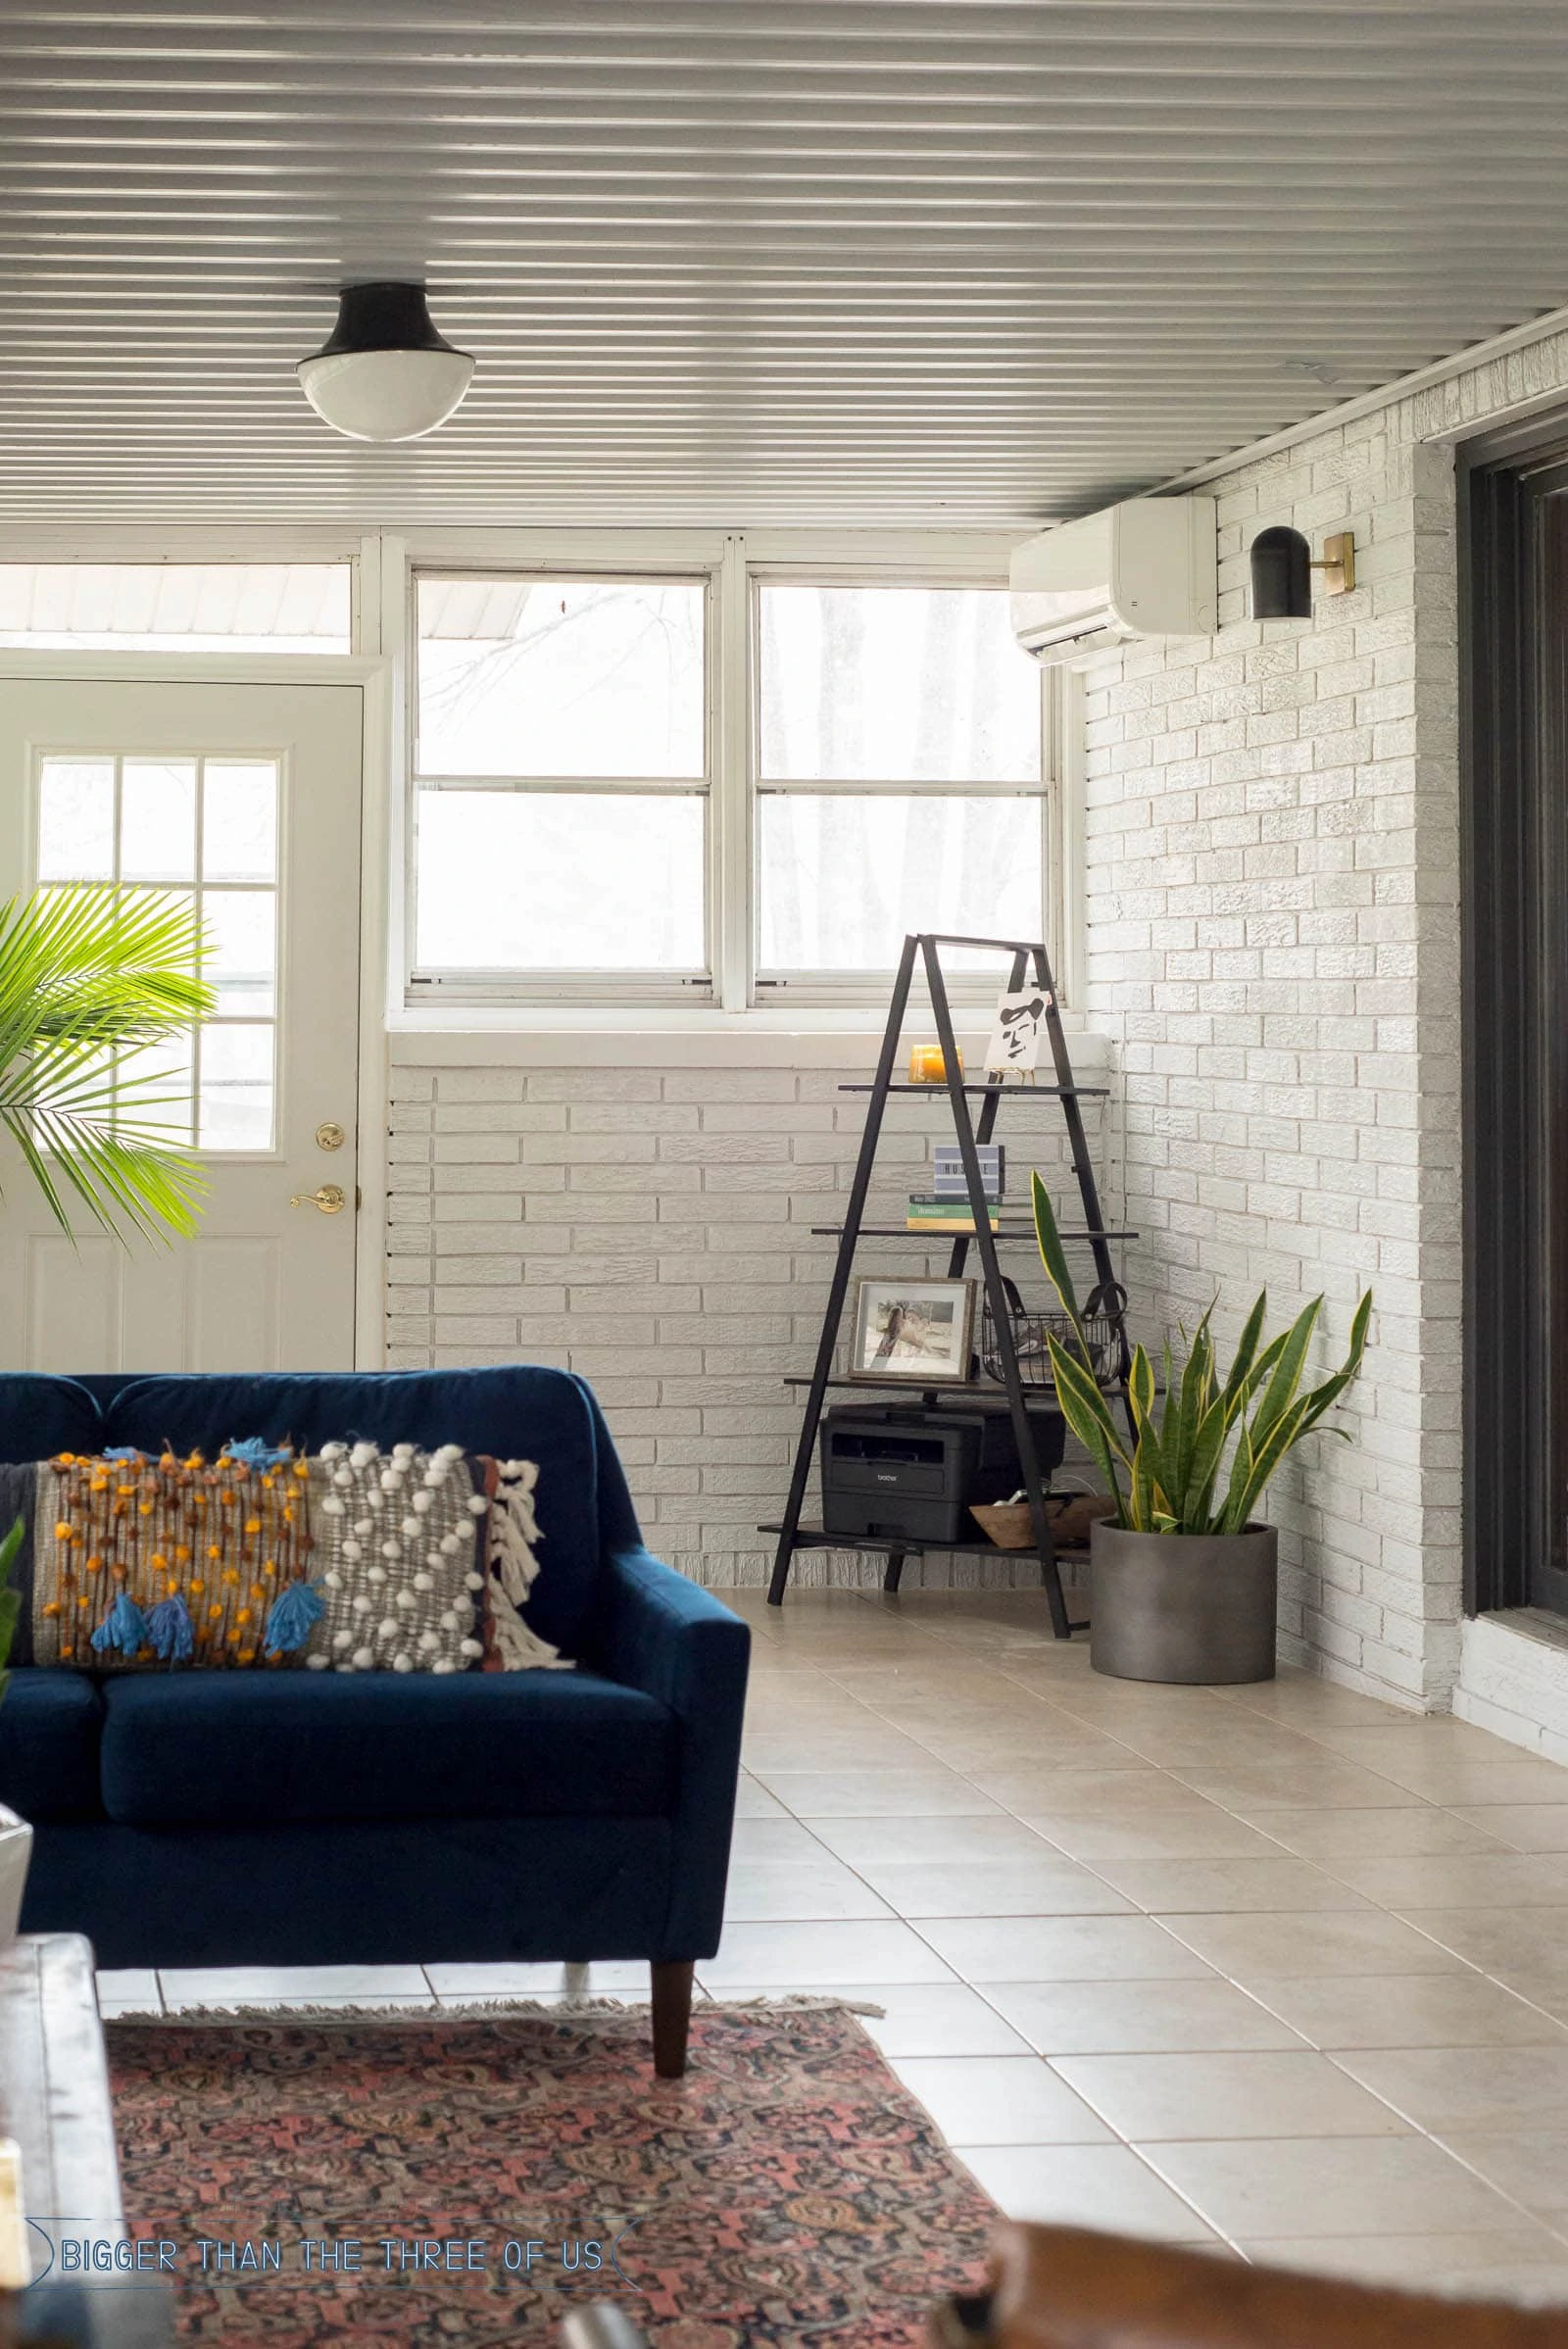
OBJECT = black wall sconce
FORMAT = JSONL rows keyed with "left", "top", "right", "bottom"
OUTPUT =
{"left": 1250, "top": 526, "right": 1356, "bottom": 618}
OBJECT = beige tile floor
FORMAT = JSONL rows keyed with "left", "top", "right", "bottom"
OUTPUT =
{"left": 94, "top": 1588, "right": 1568, "bottom": 2303}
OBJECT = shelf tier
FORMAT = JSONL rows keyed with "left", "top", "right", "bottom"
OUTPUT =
{"left": 760, "top": 1521, "right": 1092, "bottom": 1565}
{"left": 782, "top": 1374, "right": 1065, "bottom": 1401}
{"left": 809, "top": 1224, "right": 1138, "bottom": 1242}
{"left": 838, "top": 1081, "right": 1108, "bottom": 1099}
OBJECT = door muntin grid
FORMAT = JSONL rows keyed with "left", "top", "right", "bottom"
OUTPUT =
{"left": 34, "top": 751, "right": 281, "bottom": 1152}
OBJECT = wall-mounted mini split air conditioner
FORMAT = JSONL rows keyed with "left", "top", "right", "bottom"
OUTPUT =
{"left": 1009, "top": 494, "right": 1218, "bottom": 666}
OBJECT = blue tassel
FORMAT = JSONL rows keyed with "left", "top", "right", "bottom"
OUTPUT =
{"left": 146, "top": 1594, "right": 194, "bottom": 1664}
{"left": 224, "top": 1437, "right": 292, "bottom": 1469}
{"left": 91, "top": 1590, "right": 150, "bottom": 1656}
{"left": 263, "top": 1580, "right": 324, "bottom": 1654}
{"left": 103, "top": 1445, "right": 144, "bottom": 1463}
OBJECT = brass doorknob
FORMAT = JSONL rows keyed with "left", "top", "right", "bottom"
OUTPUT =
{"left": 290, "top": 1184, "right": 347, "bottom": 1214}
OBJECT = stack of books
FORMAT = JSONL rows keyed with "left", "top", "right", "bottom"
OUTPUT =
{"left": 906, "top": 1144, "right": 1004, "bottom": 1232}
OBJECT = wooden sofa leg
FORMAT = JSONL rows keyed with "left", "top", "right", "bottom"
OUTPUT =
{"left": 651, "top": 1959, "right": 695, "bottom": 2078}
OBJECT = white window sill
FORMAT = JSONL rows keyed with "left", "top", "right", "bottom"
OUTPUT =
{"left": 385, "top": 1006, "right": 1109, "bottom": 1070}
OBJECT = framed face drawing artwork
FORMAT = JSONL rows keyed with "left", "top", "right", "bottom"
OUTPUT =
{"left": 984, "top": 987, "right": 1050, "bottom": 1075}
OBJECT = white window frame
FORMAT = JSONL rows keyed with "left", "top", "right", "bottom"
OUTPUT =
{"left": 746, "top": 558, "right": 1053, "bottom": 1010}
{"left": 407, "top": 558, "right": 721, "bottom": 1006}
{"left": 392, "top": 529, "right": 1068, "bottom": 1020}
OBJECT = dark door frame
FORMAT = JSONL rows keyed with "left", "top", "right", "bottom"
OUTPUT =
{"left": 1461, "top": 416, "right": 1568, "bottom": 1617}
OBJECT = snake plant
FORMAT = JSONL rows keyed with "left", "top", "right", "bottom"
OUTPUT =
{"left": 1031, "top": 1171, "right": 1372, "bottom": 1536}
{"left": 0, "top": 884, "right": 213, "bottom": 1243}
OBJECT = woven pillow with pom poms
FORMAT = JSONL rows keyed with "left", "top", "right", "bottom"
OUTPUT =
{"left": 4, "top": 1440, "right": 568, "bottom": 1675}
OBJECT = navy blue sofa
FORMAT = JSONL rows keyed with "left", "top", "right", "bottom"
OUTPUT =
{"left": 0, "top": 1366, "right": 750, "bottom": 2075}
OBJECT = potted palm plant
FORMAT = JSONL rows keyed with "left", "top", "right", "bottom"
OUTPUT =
{"left": 1031, "top": 1174, "right": 1371, "bottom": 1683}
{"left": 0, "top": 882, "right": 212, "bottom": 1937}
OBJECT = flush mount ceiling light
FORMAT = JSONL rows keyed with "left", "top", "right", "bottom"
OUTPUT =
{"left": 297, "top": 282, "right": 473, "bottom": 442}
{"left": 1250, "top": 525, "right": 1356, "bottom": 619}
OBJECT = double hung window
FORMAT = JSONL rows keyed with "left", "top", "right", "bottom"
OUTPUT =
{"left": 409, "top": 555, "right": 1051, "bottom": 1010}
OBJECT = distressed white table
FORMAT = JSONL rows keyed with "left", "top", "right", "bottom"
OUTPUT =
{"left": 0, "top": 1933, "right": 171, "bottom": 2345}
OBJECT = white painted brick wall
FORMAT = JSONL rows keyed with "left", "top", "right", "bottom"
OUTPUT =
{"left": 1454, "top": 1613, "right": 1568, "bottom": 1764}
{"left": 1081, "top": 388, "right": 1488, "bottom": 1705}
{"left": 386, "top": 1050, "right": 1114, "bottom": 1590}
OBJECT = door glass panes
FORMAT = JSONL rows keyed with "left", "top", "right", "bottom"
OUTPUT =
{"left": 205, "top": 892, "right": 276, "bottom": 1016}
{"left": 202, "top": 761, "right": 279, "bottom": 882}
{"left": 36, "top": 759, "right": 114, "bottom": 879}
{"left": 120, "top": 760, "right": 196, "bottom": 882}
{"left": 416, "top": 791, "right": 707, "bottom": 971}
{"left": 34, "top": 753, "right": 281, "bottom": 1150}
{"left": 197, "top": 1023, "right": 273, "bottom": 1151}
{"left": 416, "top": 575, "right": 706, "bottom": 778}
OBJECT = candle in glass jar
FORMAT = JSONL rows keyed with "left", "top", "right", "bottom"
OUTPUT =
{"left": 908, "top": 1045, "right": 961, "bottom": 1083}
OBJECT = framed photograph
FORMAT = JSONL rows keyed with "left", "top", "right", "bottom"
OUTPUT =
{"left": 848, "top": 1276, "right": 976, "bottom": 1385}
{"left": 983, "top": 986, "right": 1051, "bottom": 1075}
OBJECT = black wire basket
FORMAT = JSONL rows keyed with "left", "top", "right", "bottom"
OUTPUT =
{"left": 980, "top": 1276, "right": 1123, "bottom": 1391}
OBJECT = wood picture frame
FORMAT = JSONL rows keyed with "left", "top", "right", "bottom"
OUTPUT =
{"left": 847, "top": 1275, "right": 977, "bottom": 1386}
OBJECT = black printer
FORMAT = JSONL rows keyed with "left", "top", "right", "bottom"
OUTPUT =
{"left": 818, "top": 1401, "right": 1067, "bottom": 1544}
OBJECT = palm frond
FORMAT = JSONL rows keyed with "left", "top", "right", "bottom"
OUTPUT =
{"left": 0, "top": 885, "right": 214, "bottom": 1245}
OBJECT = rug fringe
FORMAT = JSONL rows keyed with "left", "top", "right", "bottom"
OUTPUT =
{"left": 105, "top": 1993, "right": 886, "bottom": 2026}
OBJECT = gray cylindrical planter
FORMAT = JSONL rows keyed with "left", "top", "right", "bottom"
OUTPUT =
{"left": 1089, "top": 1522, "right": 1278, "bottom": 1684}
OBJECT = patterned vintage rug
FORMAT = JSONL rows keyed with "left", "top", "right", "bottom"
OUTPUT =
{"left": 105, "top": 2003, "right": 997, "bottom": 2346}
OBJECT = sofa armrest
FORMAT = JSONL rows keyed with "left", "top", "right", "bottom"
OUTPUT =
{"left": 592, "top": 1546, "right": 751, "bottom": 1961}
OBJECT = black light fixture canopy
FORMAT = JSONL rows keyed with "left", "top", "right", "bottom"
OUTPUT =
{"left": 311, "top": 281, "right": 457, "bottom": 360}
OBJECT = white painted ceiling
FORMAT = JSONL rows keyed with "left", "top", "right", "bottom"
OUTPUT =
{"left": 5, "top": 2, "right": 1568, "bottom": 531}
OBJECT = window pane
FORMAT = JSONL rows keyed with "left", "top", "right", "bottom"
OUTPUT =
{"left": 416, "top": 792, "right": 706, "bottom": 971}
{"left": 38, "top": 759, "right": 114, "bottom": 878}
{"left": 117, "top": 1032, "right": 195, "bottom": 1146}
{"left": 198, "top": 1023, "right": 274, "bottom": 1150}
{"left": 758, "top": 795, "right": 1043, "bottom": 971}
{"left": 121, "top": 760, "right": 196, "bottom": 882}
{"left": 0, "top": 563, "right": 350, "bottom": 652}
{"left": 416, "top": 576, "right": 706, "bottom": 778}
{"left": 205, "top": 891, "right": 276, "bottom": 1017}
{"left": 759, "top": 585, "right": 1040, "bottom": 784}
{"left": 203, "top": 761, "right": 278, "bottom": 882}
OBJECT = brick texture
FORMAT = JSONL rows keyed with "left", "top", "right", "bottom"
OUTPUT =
{"left": 386, "top": 1053, "right": 1112, "bottom": 1590}
{"left": 1082, "top": 414, "right": 1463, "bottom": 1705}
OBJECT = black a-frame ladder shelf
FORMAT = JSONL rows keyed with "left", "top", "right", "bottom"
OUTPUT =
{"left": 762, "top": 931, "right": 1135, "bottom": 1637}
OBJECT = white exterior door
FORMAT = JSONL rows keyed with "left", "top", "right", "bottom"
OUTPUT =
{"left": 0, "top": 670, "right": 369, "bottom": 1373}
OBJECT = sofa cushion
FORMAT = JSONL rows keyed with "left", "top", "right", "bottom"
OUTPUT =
{"left": 0, "top": 1672, "right": 105, "bottom": 1821}
{"left": 98, "top": 1368, "right": 603, "bottom": 1656}
{"left": 0, "top": 1375, "right": 102, "bottom": 1464}
{"left": 98, "top": 1668, "right": 676, "bottom": 1827}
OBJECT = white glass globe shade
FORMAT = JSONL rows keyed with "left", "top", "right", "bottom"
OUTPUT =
{"left": 296, "top": 346, "right": 474, "bottom": 443}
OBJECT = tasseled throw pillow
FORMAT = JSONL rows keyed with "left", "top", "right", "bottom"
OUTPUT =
{"left": 0, "top": 1441, "right": 569, "bottom": 1675}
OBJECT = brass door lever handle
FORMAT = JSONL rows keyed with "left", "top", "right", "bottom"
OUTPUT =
{"left": 290, "top": 1184, "right": 347, "bottom": 1214}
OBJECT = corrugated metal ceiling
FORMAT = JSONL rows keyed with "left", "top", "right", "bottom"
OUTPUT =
{"left": 3, "top": 1, "right": 1568, "bottom": 530}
